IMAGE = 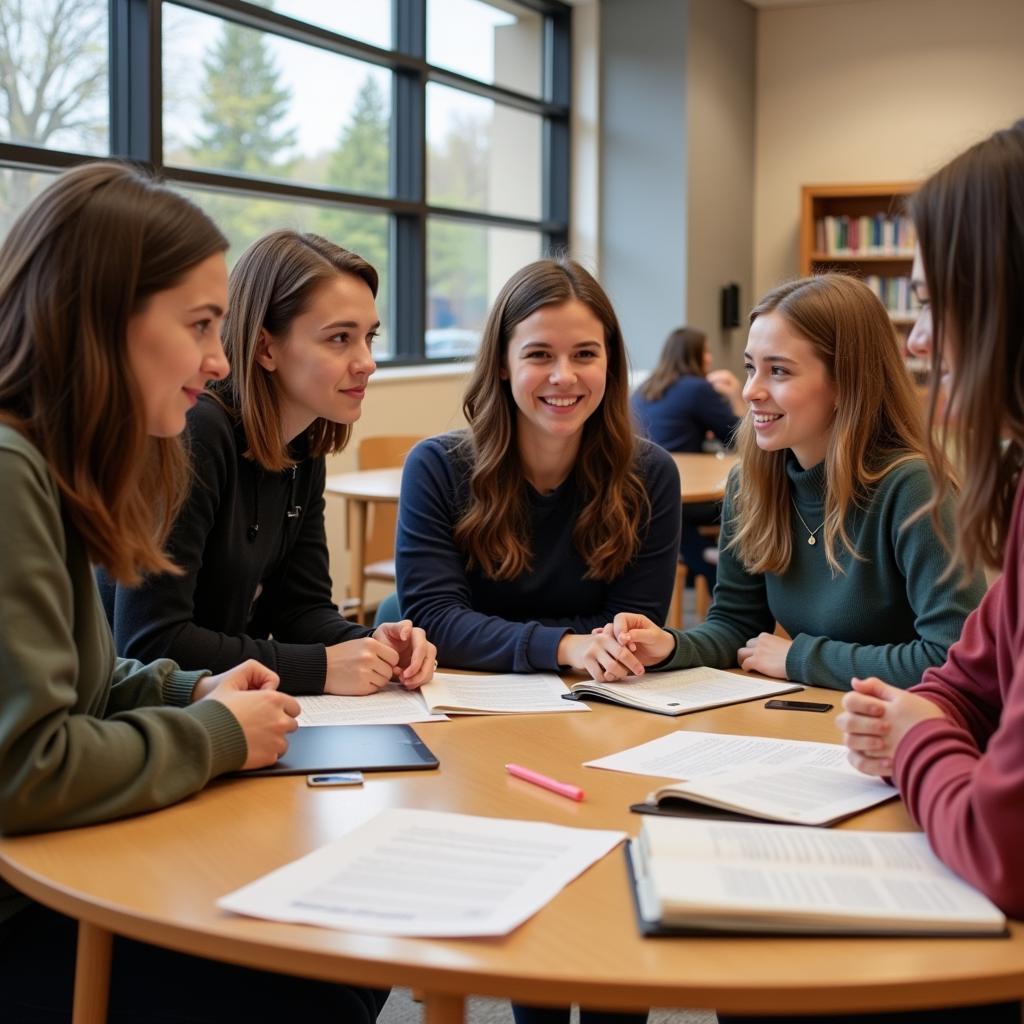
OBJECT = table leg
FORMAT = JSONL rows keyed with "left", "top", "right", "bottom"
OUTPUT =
{"left": 73, "top": 920, "right": 112, "bottom": 1024}
{"left": 422, "top": 992, "right": 465, "bottom": 1024}
{"left": 347, "top": 498, "right": 367, "bottom": 623}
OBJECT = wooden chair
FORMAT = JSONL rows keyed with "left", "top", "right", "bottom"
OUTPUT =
{"left": 667, "top": 527, "right": 718, "bottom": 630}
{"left": 349, "top": 435, "right": 423, "bottom": 623}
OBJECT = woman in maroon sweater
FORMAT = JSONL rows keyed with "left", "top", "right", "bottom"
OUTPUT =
{"left": 840, "top": 124, "right": 1024, "bottom": 922}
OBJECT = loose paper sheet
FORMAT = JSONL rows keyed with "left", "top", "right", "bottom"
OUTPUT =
{"left": 218, "top": 808, "right": 625, "bottom": 937}
{"left": 586, "top": 730, "right": 855, "bottom": 780}
{"left": 421, "top": 672, "right": 590, "bottom": 714}
{"left": 296, "top": 685, "right": 448, "bottom": 727}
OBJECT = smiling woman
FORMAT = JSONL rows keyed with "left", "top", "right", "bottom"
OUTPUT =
{"left": 395, "top": 257, "right": 681, "bottom": 679}
{"left": 593, "top": 273, "right": 986, "bottom": 692}
{"left": 99, "top": 230, "right": 437, "bottom": 699}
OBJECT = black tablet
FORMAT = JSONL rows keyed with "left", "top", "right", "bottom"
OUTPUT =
{"left": 237, "top": 724, "right": 439, "bottom": 777}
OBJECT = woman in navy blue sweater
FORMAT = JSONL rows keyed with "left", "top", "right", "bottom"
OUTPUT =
{"left": 632, "top": 326, "right": 745, "bottom": 591}
{"left": 397, "top": 258, "right": 680, "bottom": 681}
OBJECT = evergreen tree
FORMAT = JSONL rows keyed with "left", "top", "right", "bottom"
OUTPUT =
{"left": 191, "top": 20, "right": 296, "bottom": 175}
{"left": 317, "top": 75, "right": 389, "bottom": 273}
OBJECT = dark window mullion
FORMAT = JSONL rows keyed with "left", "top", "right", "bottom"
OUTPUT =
{"left": 109, "top": 0, "right": 159, "bottom": 162}
{"left": 391, "top": 0, "right": 426, "bottom": 359}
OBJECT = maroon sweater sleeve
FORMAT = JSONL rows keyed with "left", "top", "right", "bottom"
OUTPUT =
{"left": 893, "top": 483, "right": 1024, "bottom": 917}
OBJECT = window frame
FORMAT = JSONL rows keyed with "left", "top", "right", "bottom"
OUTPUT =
{"left": 0, "top": 0, "right": 571, "bottom": 365}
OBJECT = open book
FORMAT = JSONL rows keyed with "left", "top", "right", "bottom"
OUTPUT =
{"left": 564, "top": 666, "right": 800, "bottom": 716}
{"left": 419, "top": 672, "right": 590, "bottom": 715}
{"left": 628, "top": 817, "right": 1008, "bottom": 937}
{"left": 636, "top": 762, "right": 898, "bottom": 826}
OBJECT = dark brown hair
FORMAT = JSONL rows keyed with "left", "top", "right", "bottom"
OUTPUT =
{"left": 730, "top": 274, "right": 930, "bottom": 576}
{"left": 216, "top": 230, "right": 378, "bottom": 471}
{"left": 0, "top": 161, "right": 227, "bottom": 584}
{"left": 910, "top": 121, "right": 1024, "bottom": 574}
{"left": 638, "top": 326, "right": 708, "bottom": 401}
{"left": 455, "top": 257, "right": 649, "bottom": 582}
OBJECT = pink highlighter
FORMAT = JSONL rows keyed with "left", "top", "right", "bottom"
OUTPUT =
{"left": 505, "top": 762, "right": 585, "bottom": 802}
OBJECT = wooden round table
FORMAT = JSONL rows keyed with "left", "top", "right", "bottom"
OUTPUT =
{"left": 2, "top": 686, "right": 1021, "bottom": 1024}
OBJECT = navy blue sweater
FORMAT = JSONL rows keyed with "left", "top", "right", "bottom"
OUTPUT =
{"left": 97, "top": 395, "right": 370, "bottom": 695}
{"left": 396, "top": 433, "right": 681, "bottom": 672}
{"left": 631, "top": 375, "right": 739, "bottom": 452}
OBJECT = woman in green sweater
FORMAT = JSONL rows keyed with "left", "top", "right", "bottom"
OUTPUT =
{"left": 0, "top": 164, "right": 385, "bottom": 1021}
{"left": 587, "top": 273, "right": 984, "bottom": 691}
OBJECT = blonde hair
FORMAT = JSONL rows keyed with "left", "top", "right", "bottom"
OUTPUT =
{"left": 216, "top": 230, "right": 378, "bottom": 471}
{"left": 730, "top": 274, "right": 931, "bottom": 576}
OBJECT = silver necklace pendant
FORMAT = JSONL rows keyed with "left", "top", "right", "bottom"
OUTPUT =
{"left": 807, "top": 535, "right": 816, "bottom": 546}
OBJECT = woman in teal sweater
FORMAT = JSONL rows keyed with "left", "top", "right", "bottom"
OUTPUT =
{"left": 588, "top": 274, "right": 984, "bottom": 690}
{"left": 0, "top": 164, "right": 384, "bottom": 1021}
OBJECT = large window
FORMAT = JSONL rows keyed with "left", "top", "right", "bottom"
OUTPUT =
{"left": 0, "top": 0, "right": 570, "bottom": 363}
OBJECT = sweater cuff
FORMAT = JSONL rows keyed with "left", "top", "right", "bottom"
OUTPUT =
{"left": 163, "top": 669, "right": 208, "bottom": 707}
{"left": 518, "top": 623, "right": 569, "bottom": 673}
{"left": 660, "top": 630, "right": 687, "bottom": 671}
{"left": 785, "top": 633, "right": 819, "bottom": 685}
{"left": 274, "top": 643, "right": 328, "bottom": 696}
{"left": 183, "top": 698, "right": 248, "bottom": 777}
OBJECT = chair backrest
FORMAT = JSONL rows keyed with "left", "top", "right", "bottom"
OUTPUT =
{"left": 357, "top": 435, "right": 423, "bottom": 564}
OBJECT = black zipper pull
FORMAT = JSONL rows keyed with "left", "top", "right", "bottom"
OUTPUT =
{"left": 286, "top": 465, "right": 302, "bottom": 519}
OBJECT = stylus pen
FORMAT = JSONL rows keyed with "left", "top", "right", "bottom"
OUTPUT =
{"left": 505, "top": 762, "right": 585, "bottom": 802}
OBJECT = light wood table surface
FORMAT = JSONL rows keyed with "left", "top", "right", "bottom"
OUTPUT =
{"left": 326, "top": 467, "right": 403, "bottom": 619}
{"left": 671, "top": 452, "right": 738, "bottom": 505}
{"left": 2, "top": 683, "right": 1022, "bottom": 1024}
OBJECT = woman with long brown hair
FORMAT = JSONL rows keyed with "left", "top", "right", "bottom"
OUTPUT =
{"left": 838, "top": 122, "right": 1024, "bottom": 945}
{"left": 100, "top": 230, "right": 436, "bottom": 697}
{"left": 394, "top": 257, "right": 680, "bottom": 680}
{"left": 590, "top": 273, "right": 983, "bottom": 690}
{"left": 0, "top": 165, "right": 385, "bottom": 1021}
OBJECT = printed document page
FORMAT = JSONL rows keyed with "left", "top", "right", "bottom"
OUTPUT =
{"left": 421, "top": 672, "right": 590, "bottom": 714}
{"left": 586, "top": 730, "right": 854, "bottom": 780}
{"left": 297, "top": 685, "right": 448, "bottom": 726}
{"left": 218, "top": 808, "right": 624, "bottom": 937}
{"left": 640, "top": 818, "right": 1005, "bottom": 931}
{"left": 575, "top": 668, "right": 798, "bottom": 713}
{"left": 673, "top": 763, "right": 897, "bottom": 825}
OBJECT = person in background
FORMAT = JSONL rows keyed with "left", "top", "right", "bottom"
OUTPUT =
{"left": 631, "top": 326, "right": 745, "bottom": 591}
{"left": 0, "top": 164, "right": 385, "bottom": 1022}
{"left": 837, "top": 124, "right": 1024, "bottom": 1024}
{"left": 585, "top": 273, "right": 984, "bottom": 691}
{"left": 100, "top": 230, "right": 435, "bottom": 697}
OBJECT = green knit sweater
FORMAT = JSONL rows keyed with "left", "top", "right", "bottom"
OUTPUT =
{"left": 662, "top": 455, "right": 985, "bottom": 690}
{"left": 0, "top": 427, "right": 247, "bottom": 923}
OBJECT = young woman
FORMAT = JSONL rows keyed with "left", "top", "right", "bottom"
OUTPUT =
{"left": 588, "top": 273, "right": 984, "bottom": 691}
{"left": 838, "top": 123, "right": 1024, "bottom": 929}
{"left": 0, "top": 165, "right": 384, "bottom": 1021}
{"left": 631, "top": 325, "right": 745, "bottom": 590}
{"left": 100, "top": 230, "right": 435, "bottom": 696}
{"left": 631, "top": 324, "right": 744, "bottom": 452}
{"left": 394, "top": 257, "right": 681, "bottom": 680}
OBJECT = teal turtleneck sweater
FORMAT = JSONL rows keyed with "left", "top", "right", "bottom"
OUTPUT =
{"left": 662, "top": 455, "right": 986, "bottom": 690}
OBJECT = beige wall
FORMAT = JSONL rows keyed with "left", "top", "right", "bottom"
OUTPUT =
{"left": 324, "top": 370, "right": 468, "bottom": 607}
{"left": 686, "top": 0, "right": 756, "bottom": 374}
{"left": 754, "top": 0, "right": 1024, "bottom": 298}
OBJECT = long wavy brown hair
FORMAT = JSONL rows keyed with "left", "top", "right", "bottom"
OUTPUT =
{"left": 637, "top": 326, "right": 707, "bottom": 401}
{"left": 214, "top": 230, "right": 379, "bottom": 471}
{"left": 910, "top": 121, "right": 1024, "bottom": 575}
{"left": 455, "top": 258, "right": 649, "bottom": 582}
{"left": 730, "top": 274, "right": 931, "bottom": 576}
{"left": 0, "top": 162, "right": 227, "bottom": 585}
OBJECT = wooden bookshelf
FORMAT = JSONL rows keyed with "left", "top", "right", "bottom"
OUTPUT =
{"left": 800, "top": 180, "right": 927, "bottom": 393}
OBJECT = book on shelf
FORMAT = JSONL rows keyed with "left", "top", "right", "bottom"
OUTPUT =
{"left": 814, "top": 213, "right": 916, "bottom": 257}
{"left": 627, "top": 816, "right": 1008, "bottom": 937}
{"left": 632, "top": 758, "right": 898, "bottom": 826}
{"left": 563, "top": 666, "right": 800, "bottom": 716}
